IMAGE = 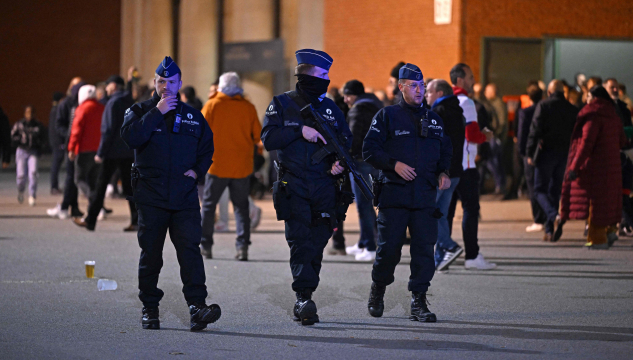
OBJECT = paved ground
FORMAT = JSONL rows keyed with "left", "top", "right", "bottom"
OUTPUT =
{"left": 1, "top": 162, "right": 632, "bottom": 359}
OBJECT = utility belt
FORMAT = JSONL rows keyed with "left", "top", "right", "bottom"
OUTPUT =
{"left": 272, "top": 161, "right": 353, "bottom": 229}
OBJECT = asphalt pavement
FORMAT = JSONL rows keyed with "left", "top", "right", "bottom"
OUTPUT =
{"left": 1, "top": 163, "right": 632, "bottom": 359}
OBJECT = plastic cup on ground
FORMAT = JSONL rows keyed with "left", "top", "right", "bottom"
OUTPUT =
{"left": 97, "top": 279, "right": 117, "bottom": 291}
{"left": 85, "top": 261, "right": 95, "bottom": 278}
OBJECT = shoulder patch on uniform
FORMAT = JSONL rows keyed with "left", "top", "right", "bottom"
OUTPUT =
{"left": 266, "top": 103, "right": 277, "bottom": 116}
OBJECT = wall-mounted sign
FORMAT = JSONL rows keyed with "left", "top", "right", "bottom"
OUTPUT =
{"left": 223, "top": 39, "right": 284, "bottom": 72}
{"left": 434, "top": 0, "right": 452, "bottom": 25}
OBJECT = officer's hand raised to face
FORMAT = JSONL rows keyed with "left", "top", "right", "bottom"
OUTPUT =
{"left": 302, "top": 126, "right": 327, "bottom": 144}
{"left": 438, "top": 173, "right": 451, "bottom": 190}
{"left": 395, "top": 161, "right": 416, "bottom": 181}
{"left": 156, "top": 94, "right": 178, "bottom": 114}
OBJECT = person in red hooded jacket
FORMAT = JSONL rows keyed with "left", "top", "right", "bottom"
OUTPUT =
{"left": 560, "top": 85, "right": 628, "bottom": 249}
{"left": 67, "top": 84, "right": 104, "bottom": 201}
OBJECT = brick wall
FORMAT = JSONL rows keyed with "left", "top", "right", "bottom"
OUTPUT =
{"left": 463, "top": 0, "right": 633, "bottom": 82}
{"left": 324, "top": 0, "right": 633, "bottom": 93}
{"left": 0, "top": 1, "right": 121, "bottom": 127}
{"left": 324, "top": 0, "right": 462, "bottom": 93}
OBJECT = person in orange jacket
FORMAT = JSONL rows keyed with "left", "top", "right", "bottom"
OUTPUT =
{"left": 200, "top": 72, "right": 262, "bottom": 261}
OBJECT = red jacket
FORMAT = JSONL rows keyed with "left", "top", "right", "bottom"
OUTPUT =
{"left": 68, "top": 99, "right": 104, "bottom": 154}
{"left": 560, "top": 98, "right": 626, "bottom": 226}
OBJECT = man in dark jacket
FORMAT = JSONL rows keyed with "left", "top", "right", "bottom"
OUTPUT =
{"left": 262, "top": 49, "right": 352, "bottom": 325}
{"left": 47, "top": 79, "right": 85, "bottom": 219}
{"left": 526, "top": 80, "right": 579, "bottom": 241}
{"left": 49, "top": 92, "right": 65, "bottom": 194}
{"left": 517, "top": 85, "right": 546, "bottom": 232}
{"left": 364, "top": 63, "right": 452, "bottom": 322}
{"left": 425, "top": 79, "right": 465, "bottom": 271}
{"left": 73, "top": 75, "right": 137, "bottom": 231}
{"left": 340, "top": 79, "right": 382, "bottom": 261}
{"left": 605, "top": 78, "right": 633, "bottom": 127}
{"left": 121, "top": 57, "right": 220, "bottom": 331}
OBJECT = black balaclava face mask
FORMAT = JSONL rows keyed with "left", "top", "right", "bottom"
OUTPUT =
{"left": 296, "top": 74, "right": 330, "bottom": 105}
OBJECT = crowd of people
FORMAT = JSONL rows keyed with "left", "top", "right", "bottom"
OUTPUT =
{"left": 323, "top": 65, "right": 633, "bottom": 253}
{"left": 0, "top": 49, "right": 631, "bottom": 331}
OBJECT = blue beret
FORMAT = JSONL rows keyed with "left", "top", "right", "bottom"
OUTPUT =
{"left": 295, "top": 49, "right": 333, "bottom": 70}
{"left": 155, "top": 56, "right": 181, "bottom": 78}
{"left": 399, "top": 63, "right": 423, "bottom": 81}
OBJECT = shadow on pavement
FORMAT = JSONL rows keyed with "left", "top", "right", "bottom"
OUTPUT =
{"left": 326, "top": 320, "right": 633, "bottom": 342}
{"left": 160, "top": 328, "right": 542, "bottom": 354}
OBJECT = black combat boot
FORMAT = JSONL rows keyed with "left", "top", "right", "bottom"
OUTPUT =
{"left": 141, "top": 307, "right": 160, "bottom": 329}
{"left": 189, "top": 303, "right": 222, "bottom": 331}
{"left": 293, "top": 289, "right": 319, "bottom": 325}
{"left": 410, "top": 292, "right": 436, "bottom": 322}
{"left": 367, "top": 282, "right": 386, "bottom": 317}
{"left": 235, "top": 246, "right": 248, "bottom": 261}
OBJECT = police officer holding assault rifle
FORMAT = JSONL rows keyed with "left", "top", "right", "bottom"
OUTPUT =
{"left": 124, "top": 52, "right": 450, "bottom": 329}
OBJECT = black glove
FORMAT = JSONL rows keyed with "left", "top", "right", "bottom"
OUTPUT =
{"left": 568, "top": 170, "right": 578, "bottom": 181}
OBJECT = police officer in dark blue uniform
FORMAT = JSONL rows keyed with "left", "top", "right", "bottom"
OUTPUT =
{"left": 262, "top": 49, "right": 353, "bottom": 325}
{"left": 121, "top": 56, "right": 221, "bottom": 331}
{"left": 363, "top": 63, "right": 452, "bottom": 322}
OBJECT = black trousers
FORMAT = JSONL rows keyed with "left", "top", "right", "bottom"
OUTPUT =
{"left": 283, "top": 174, "right": 336, "bottom": 292}
{"left": 50, "top": 145, "right": 65, "bottom": 190}
{"left": 60, "top": 157, "right": 78, "bottom": 211}
{"left": 448, "top": 168, "right": 480, "bottom": 260}
{"left": 136, "top": 204, "right": 207, "bottom": 308}
{"left": 372, "top": 204, "right": 437, "bottom": 293}
{"left": 74, "top": 152, "right": 99, "bottom": 199}
{"left": 85, "top": 158, "right": 137, "bottom": 227}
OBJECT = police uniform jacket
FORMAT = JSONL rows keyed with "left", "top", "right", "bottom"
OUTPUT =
{"left": 121, "top": 92, "right": 214, "bottom": 210}
{"left": 363, "top": 100, "right": 452, "bottom": 209}
{"left": 261, "top": 91, "right": 352, "bottom": 179}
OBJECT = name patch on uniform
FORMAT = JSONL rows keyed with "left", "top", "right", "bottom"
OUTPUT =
{"left": 284, "top": 121, "right": 300, "bottom": 126}
{"left": 395, "top": 130, "right": 410, "bottom": 136}
{"left": 182, "top": 120, "right": 199, "bottom": 126}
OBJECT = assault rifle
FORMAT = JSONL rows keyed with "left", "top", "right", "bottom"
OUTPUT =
{"left": 300, "top": 104, "right": 374, "bottom": 201}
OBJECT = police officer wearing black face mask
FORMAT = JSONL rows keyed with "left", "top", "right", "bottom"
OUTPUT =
{"left": 121, "top": 56, "right": 220, "bottom": 331}
{"left": 262, "top": 49, "right": 353, "bottom": 325}
{"left": 363, "top": 63, "right": 452, "bottom": 322}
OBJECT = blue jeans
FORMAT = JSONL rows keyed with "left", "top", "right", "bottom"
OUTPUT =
{"left": 350, "top": 160, "right": 378, "bottom": 251}
{"left": 434, "top": 177, "right": 460, "bottom": 267}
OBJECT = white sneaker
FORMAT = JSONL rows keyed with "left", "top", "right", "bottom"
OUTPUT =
{"left": 525, "top": 223, "right": 543, "bottom": 232}
{"left": 250, "top": 206, "right": 262, "bottom": 230}
{"left": 345, "top": 243, "right": 363, "bottom": 255}
{"left": 46, "top": 204, "right": 69, "bottom": 219}
{"left": 28, "top": 196, "right": 36, "bottom": 207}
{"left": 355, "top": 248, "right": 376, "bottom": 261}
{"left": 214, "top": 220, "right": 229, "bottom": 232}
{"left": 105, "top": 184, "right": 114, "bottom": 199}
{"left": 464, "top": 253, "right": 497, "bottom": 270}
{"left": 97, "top": 208, "right": 107, "bottom": 221}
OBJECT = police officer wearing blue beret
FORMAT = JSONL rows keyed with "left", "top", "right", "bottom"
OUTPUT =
{"left": 262, "top": 49, "right": 353, "bottom": 325}
{"left": 121, "top": 56, "right": 221, "bottom": 331}
{"left": 363, "top": 63, "right": 452, "bottom": 322}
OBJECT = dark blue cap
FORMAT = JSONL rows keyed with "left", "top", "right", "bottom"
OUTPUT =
{"left": 295, "top": 49, "right": 333, "bottom": 70}
{"left": 399, "top": 63, "right": 423, "bottom": 81}
{"left": 155, "top": 56, "right": 181, "bottom": 78}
